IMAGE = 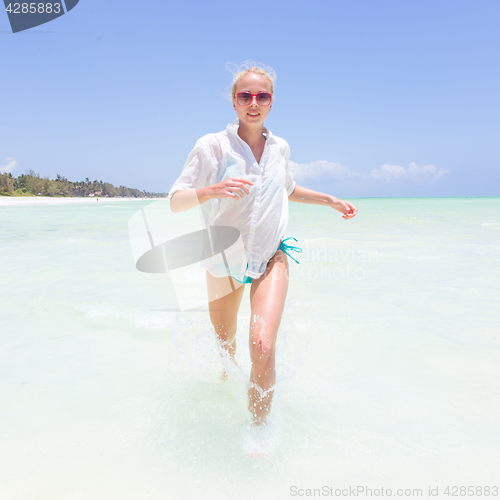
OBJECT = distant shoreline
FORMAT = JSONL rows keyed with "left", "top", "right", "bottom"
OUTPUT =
{"left": 1, "top": 194, "right": 498, "bottom": 208}
{"left": 0, "top": 196, "right": 164, "bottom": 206}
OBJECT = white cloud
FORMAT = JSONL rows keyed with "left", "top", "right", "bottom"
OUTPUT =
{"left": 370, "top": 162, "right": 449, "bottom": 182}
{"left": 289, "top": 160, "right": 360, "bottom": 182}
{"left": 289, "top": 159, "right": 449, "bottom": 185}
{"left": 0, "top": 157, "right": 18, "bottom": 174}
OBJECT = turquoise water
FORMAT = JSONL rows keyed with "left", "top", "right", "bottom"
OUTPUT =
{"left": 1, "top": 198, "right": 499, "bottom": 499}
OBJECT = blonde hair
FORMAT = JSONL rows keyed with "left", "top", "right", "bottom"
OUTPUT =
{"left": 226, "top": 61, "right": 276, "bottom": 100}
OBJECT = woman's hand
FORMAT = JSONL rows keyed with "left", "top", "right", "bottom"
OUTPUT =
{"left": 208, "top": 177, "right": 253, "bottom": 200}
{"left": 331, "top": 198, "right": 358, "bottom": 219}
{"left": 288, "top": 186, "right": 357, "bottom": 219}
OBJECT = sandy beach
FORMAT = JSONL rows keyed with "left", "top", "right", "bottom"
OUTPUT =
{"left": 0, "top": 196, "right": 160, "bottom": 207}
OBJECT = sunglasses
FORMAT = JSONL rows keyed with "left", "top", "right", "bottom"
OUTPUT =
{"left": 236, "top": 92, "right": 273, "bottom": 106}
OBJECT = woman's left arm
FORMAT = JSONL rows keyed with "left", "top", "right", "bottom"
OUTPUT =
{"left": 288, "top": 184, "right": 357, "bottom": 220}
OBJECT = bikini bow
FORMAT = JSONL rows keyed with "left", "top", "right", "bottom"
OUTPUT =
{"left": 278, "top": 237, "right": 302, "bottom": 264}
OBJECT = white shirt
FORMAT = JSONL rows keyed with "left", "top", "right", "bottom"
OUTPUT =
{"left": 168, "top": 123, "right": 296, "bottom": 280}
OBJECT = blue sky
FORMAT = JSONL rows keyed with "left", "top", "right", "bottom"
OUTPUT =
{"left": 1, "top": 0, "right": 498, "bottom": 197}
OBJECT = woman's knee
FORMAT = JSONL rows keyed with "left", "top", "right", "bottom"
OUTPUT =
{"left": 249, "top": 332, "right": 276, "bottom": 368}
{"left": 250, "top": 334, "right": 275, "bottom": 353}
{"left": 211, "top": 315, "right": 237, "bottom": 340}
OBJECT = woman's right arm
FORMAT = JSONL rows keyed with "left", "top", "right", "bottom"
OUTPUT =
{"left": 170, "top": 177, "right": 253, "bottom": 213}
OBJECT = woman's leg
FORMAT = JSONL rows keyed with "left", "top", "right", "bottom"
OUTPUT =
{"left": 206, "top": 272, "right": 245, "bottom": 374}
{"left": 248, "top": 249, "right": 289, "bottom": 424}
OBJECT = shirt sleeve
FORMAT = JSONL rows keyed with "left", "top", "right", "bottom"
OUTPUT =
{"left": 168, "top": 135, "right": 215, "bottom": 202}
{"left": 283, "top": 140, "right": 296, "bottom": 196}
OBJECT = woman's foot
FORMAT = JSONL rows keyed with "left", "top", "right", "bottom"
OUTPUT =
{"left": 243, "top": 421, "right": 274, "bottom": 458}
{"left": 220, "top": 358, "right": 239, "bottom": 381}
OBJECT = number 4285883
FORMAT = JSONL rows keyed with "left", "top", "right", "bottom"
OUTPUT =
{"left": 5, "top": 3, "right": 62, "bottom": 14}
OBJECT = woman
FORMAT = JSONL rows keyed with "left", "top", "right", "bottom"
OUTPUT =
{"left": 169, "top": 65, "right": 357, "bottom": 426}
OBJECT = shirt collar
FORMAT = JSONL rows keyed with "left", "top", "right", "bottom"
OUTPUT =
{"left": 226, "top": 123, "right": 275, "bottom": 144}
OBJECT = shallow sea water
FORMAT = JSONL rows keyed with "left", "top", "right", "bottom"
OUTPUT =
{"left": 0, "top": 197, "right": 499, "bottom": 499}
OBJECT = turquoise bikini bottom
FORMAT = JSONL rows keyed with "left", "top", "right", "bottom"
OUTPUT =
{"left": 232, "top": 237, "right": 302, "bottom": 284}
